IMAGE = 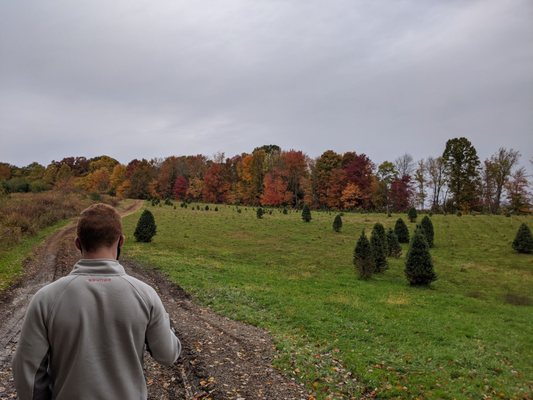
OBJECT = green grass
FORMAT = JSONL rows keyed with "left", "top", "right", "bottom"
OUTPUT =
{"left": 123, "top": 204, "right": 533, "bottom": 399}
{"left": 0, "top": 219, "right": 71, "bottom": 291}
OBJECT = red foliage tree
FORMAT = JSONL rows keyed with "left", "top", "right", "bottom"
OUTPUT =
{"left": 390, "top": 175, "right": 413, "bottom": 212}
{"left": 173, "top": 175, "right": 188, "bottom": 200}
{"left": 261, "top": 172, "right": 289, "bottom": 206}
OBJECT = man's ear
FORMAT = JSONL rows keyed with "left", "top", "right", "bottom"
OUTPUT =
{"left": 119, "top": 235, "right": 125, "bottom": 247}
{"left": 75, "top": 237, "right": 83, "bottom": 253}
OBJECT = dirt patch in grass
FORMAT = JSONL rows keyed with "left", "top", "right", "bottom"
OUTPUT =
{"left": 503, "top": 293, "right": 532, "bottom": 306}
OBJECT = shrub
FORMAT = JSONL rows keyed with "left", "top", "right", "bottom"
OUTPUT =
{"left": 256, "top": 207, "right": 264, "bottom": 219}
{"left": 282, "top": 207, "right": 288, "bottom": 215}
{"left": 333, "top": 214, "right": 342, "bottom": 232}
{"left": 405, "top": 226, "right": 437, "bottom": 286}
{"left": 394, "top": 218, "right": 410, "bottom": 243}
{"left": 215, "top": 207, "right": 218, "bottom": 212}
{"left": 408, "top": 207, "right": 417, "bottom": 223}
{"left": 302, "top": 204, "right": 312, "bottom": 222}
{"left": 387, "top": 228, "right": 402, "bottom": 258}
{"left": 420, "top": 216, "right": 435, "bottom": 247}
{"left": 512, "top": 223, "right": 533, "bottom": 254}
{"left": 353, "top": 231, "right": 374, "bottom": 279}
{"left": 370, "top": 224, "right": 388, "bottom": 272}
{"left": 164, "top": 198, "right": 173, "bottom": 206}
{"left": 205, "top": 205, "right": 209, "bottom": 211}
{"left": 134, "top": 209, "right": 157, "bottom": 243}
{"left": 456, "top": 211, "right": 462, "bottom": 217}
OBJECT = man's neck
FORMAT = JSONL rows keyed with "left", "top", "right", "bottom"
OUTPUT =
{"left": 81, "top": 248, "right": 117, "bottom": 260}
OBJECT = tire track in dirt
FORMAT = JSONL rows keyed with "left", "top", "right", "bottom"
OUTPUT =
{"left": 0, "top": 201, "right": 307, "bottom": 399}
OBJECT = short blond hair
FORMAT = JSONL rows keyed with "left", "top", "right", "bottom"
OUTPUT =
{"left": 77, "top": 203, "right": 122, "bottom": 252}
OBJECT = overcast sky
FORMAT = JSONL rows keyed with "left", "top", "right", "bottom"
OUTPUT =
{"left": 1, "top": 0, "right": 532, "bottom": 170}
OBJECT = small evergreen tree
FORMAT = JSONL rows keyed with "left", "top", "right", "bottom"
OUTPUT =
{"left": 394, "top": 218, "right": 410, "bottom": 243}
{"left": 404, "top": 226, "right": 437, "bottom": 285}
{"left": 371, "top": 223, "right": 388, "bottom": 256}
{"left": 256, "top": 207, "right": 264, "bottom": 219}
{"left": 354, "top": 231, "right": 374, "bottom": 279}
{"left": 408, "top": 207, "right": 418, "bottom": 222}
{"left": 370, "top": 224, "right": 388, "bottom": 272}
{"left": 387, "top": 228, "right": 402, "bottom": 258}
{"left": 333, "top": 214, "right": 343, "bottom": 232}
{"left": 512, "top": 223, "right": 533, "bottom": 254}
{"left": 134, "top": 209, "right": 157, "bottom": 243}
{"left": 302, "top": 204, "right": 312, "bottom": 222}
{"left": 282, "top": 207, "right": 288, "bottom": 215}
{"left": 420, "top": 215, "right": 435, "bottom": 247}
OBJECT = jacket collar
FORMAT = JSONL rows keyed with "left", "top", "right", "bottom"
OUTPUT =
{"left": 70, "top": 259, "right": 126, "bottom": 276}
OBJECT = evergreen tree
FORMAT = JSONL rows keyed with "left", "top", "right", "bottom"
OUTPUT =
{"left": 354, "top": 231, "right": 374, "bottom": 279}
{"left": 512, "top": 223, "right": 533, "bottom": 254}
{"left": 394, "top": 218, "right": 410, "bottom": 243}
{"left": 134, "top": 209, "right": 157, "bottom": 243}
{"left": 405, "top": 226, "right": 437, "bottom": 285}
{"left": 420, "top": 215, "right": 435, "bottom": 247}
{"left": 387, "top": 228, "right": 402, "bottom": 258}
{"left": 370, "top": 224, "right": 388, "bottom": 272}
{"left": 408, "top": 207, "right": 417, "bottom": 222}
{"left": 256, "top": 207, "right": 264, "bottom": 219}
{"left": 333, "top": 214, "right": 343, "bottom": 232}
{"left": 302, "top": 204, "right": 312, "bottom": 222}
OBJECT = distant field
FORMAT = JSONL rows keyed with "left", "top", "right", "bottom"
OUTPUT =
{"left": 122, "top": 203, "right": 533, "bottom": 399}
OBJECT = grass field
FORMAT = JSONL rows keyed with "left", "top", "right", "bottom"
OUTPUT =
{"left": 122, "top": 203, "right": 533, "bottom": 399}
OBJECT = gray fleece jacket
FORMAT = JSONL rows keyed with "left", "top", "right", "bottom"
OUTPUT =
{"left": 12, "top": 259, "right": 181, "bottom": 400}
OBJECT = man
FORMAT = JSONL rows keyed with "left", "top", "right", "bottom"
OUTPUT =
{"left": 13, "top": 203, "right": 181, "bottom": 399}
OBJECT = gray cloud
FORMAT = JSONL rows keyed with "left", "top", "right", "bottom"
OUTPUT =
{"left": 1, "top": 0, "right": 532, "bottom": 168}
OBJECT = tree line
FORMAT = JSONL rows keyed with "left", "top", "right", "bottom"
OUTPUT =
{"left": 1, "top": 138, "right": 530, "bottom": 213}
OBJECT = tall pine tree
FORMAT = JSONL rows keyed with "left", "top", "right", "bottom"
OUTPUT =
{"left": 387, "top": 228, "right": 402, "bottom": 258}
{"left": 512, "top": 223, "right": 533, "bottom": 254}
{"left": 134, "top": 209, "right": 157, "bottom": 242}
{"left": 370, "top": 224, "right": 388, "bottom": 272}
{"left": 405, "top": 226, "right": 437, "bottom": 285}
{"left": 420, "top": 215, "right": 435, "bottom": 247}
{"left": 354, "top": 231, "right": 374, "bottom": 279}
{"left": 394, "top": 218, "right": 410, "bottom": 243}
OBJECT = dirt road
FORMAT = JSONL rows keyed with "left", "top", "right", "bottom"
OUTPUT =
{"left": 0, "top": 201, "right": 306, "bottom": 399}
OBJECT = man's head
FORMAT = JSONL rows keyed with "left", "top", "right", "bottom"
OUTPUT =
{"left": 76, "top": 203, "right": 123, "bottom": 256}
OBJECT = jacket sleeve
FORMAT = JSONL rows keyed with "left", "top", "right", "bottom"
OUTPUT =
{"left": 145, "top": 289, "right": 181, "bottom": 366}
{"left": 12, "top": 289, "right": 52, "bottom": 400}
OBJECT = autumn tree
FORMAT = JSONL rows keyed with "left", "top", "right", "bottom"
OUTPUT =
{"left": 426, "top": 156, "right": 446, "bottom": 211}
{"left": 354, "top": 231, "right": 374, "bottom": 279}
{"left": 261, "top": 172, "right": 289, "bottom": 206}
{"left": 342, "top": 152, "right": 374, "bottom": 208}
{"left": 442, "top": 137, "right": 481, "bottom": 211}
{"left": 505, "top": 167, "right": 530, "bottom": 213}
{"left": 203, "top": 163, "right": 230, "bottom": 203}
{"left": 127, "top": 159, "right": 156, "bottom": 199}
{"left": 394, "top": 153, "right": 414, "bottom": 178}
{"left": 173, "top": 175, "right": 188, "bottom": 200}
{"left": 390, "top": 175, "right": 412, "bottom": 212}
{"left": 488, "top": 148, "right": 520, "bottom": 213}
{"left": 280, "top": 150, "right": 308, "bottom": 207}
{"left": 414, "top": 159, "right": 426, "bottom": 210}
{"left": 314, "top": 150, "right": 343, "bottom": 208}
{"left": 377, "top": 161, "right": 398, "bottom": 214}
{"left": 341, "top": 183, "right": 362, "bottom": 209}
